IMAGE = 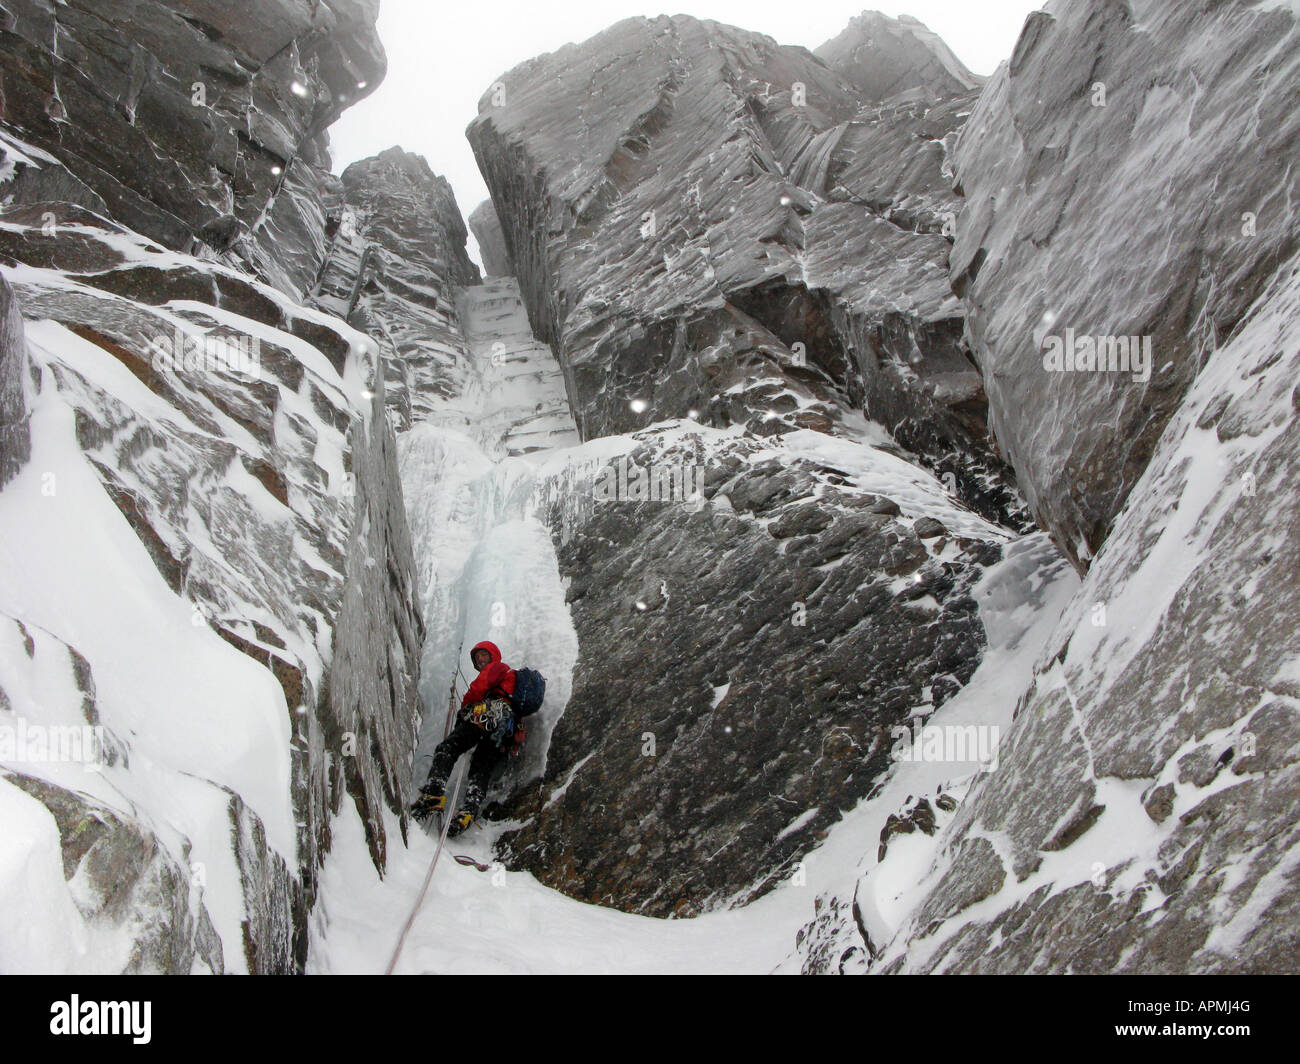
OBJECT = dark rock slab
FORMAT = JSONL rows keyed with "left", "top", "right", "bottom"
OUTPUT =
{"left": 814, "top": 11, "right": 985, "bottom": 103}
{"left": 468, "top": 198, "right": 513, "bottom": 278}
{"left": 0, "top": 0, "right": 385, "bottom": 295}
{"left": 949, "top": 0, "right": 1300, "bottom": 569}
{"left": 496, "top": 427, "right": 1010, "bottom": 915}
{"left": 468, "top": 13, "right": 1029, "bottom": 529}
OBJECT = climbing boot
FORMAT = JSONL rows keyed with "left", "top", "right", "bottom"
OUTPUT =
{"left": 410, "top": 791, "right": 446, "bottom": 822}
{"left": 447, "top": 811, "right": 474, "bottom": 838}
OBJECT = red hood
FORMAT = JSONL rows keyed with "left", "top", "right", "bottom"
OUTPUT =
{"left": 470, "top": 640, "right": 502, "bottom": 666}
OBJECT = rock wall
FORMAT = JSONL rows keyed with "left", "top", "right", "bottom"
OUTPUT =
{"left": 472, "top": 3, "right": 1300, "bottom": 965}
{"left": 881, "top": 242, "right": 1300, "bottom": 974}
{"left": 312, "top": 146, "right": 480, "bottom": 430}
{"left": 458, "top": 11, "right": 1047, "bottom": 916}
{"left": 0, "top": 0, "right": 442, "bottom": 969}
{"left": 949, "top": 0, "right": 1300, "bottom": 570}
{"left": 498, "top": 426, "right": 1011, "bottom": 916}
{"left": 862, "top": 0, "right": 1300, "bottom": 975}
{"left": 0, "top": 197, "right": 425, "bottom": 970}
{"left": 468, "top": 199, "right": 512, "bottom": 278}
{"left": 467, "top": 13, "right": 1031, "bottom": 531}
{"left": 0, "top": 0, "right": 385, "bottom": 297}
{"left": 790, "top": 0, "right": 1300, "bottom": 975}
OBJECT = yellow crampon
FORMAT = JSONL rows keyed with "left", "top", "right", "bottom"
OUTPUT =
{"left": 410, "top": 792, "right": 446, "bottom": 821}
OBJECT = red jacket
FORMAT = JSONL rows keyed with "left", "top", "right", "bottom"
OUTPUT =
{"left": 462, "top": 641, "right": 516, "bottom": 707}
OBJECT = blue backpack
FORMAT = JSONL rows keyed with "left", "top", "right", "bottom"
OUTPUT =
{"left": 511, "top": 668, "right": 546, "bottom": 718}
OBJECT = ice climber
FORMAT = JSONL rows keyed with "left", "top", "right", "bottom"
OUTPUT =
{"left": 411, "top": 640, "right": 522, "bottom": 837}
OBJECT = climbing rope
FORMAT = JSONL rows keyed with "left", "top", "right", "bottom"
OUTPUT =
{"left": 384, "top": 647, "right": 468, "bottom": 975}
{"left": 383, "top": 766, "right": 464, "bottom": 975}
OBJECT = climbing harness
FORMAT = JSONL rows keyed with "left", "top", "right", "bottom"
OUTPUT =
{"left": 465, "top": 697, "right": 516, "bottom": 748}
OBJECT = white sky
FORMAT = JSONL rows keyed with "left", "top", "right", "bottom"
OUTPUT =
{"left": 329, "top": 1, "right": 1042, "bottom": 264}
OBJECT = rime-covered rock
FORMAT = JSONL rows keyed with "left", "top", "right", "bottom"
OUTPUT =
{"left": 313, "top": 147, "right": 480, "bottom": 430}
{"left": 468, "top": 14, "right": 1030, "bottom": 530}
{"left": 949, "top": 0, "right": 1300, "bottom": 570}
{"left": 0, "top": 0, "right": 385, "bottom": 297}
{"left": 0, "top": 185, "right": 422, "bottom": 971}
{"left": 489, "top": 422, "right": 1014, "bottom": 916}
{"left": 785, "top": 0, "right": 1300, "bottom": 973}
{"left": 815, "top": 11, "right": 984, "bottom": 103}
{"left": 468, "top": 199, "right": 513, "bottom": 278}
{"left": 878, "top": 244, "right": 1300, "bottom": 974}
{"left": 460, "top": 11, "right": 1040, "bottom": 915}
{"left": 0, "top": 1, "right": 481, "bottom": 969}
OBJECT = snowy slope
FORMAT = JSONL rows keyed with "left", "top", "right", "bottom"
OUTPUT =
{"left": 309, "top": 529, "right": 1077, "bottom": 973}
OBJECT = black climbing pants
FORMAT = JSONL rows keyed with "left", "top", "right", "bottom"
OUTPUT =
{"left": 423, "top": 718, "right": 506, "bottom": 818}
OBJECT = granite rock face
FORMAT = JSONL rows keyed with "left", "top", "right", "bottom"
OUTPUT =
{"left": 467, "top": 3, "right": 1300, "bottom": 968}
{"left": 467, "top": 13, "right": 1031, "bottom": 530}
{"left": 0, "top": 0, "right": 385, "bottom": 297}
{"left": 462, "top": 13, "right": 1043, "bottom": 913}
{"left": 949, "top": 0, "right": 1300, "bottom": 570}
{"left": 815, "top": 11, "right": 984, "bottom": 102}
{"left": 499, "top": 426, "right": 1012, "bottom": 916}
{"left": 878, "top": 245, "right": 1300, "bottom": 974}
{"left": 0, "top": 0, "right": 498, "bottom": 970}
{"left": 468, "top": 199, "right": 513, "bottom": 278}
{"left": 786, "top": 0, "right": 1300, "bottom": 975}
{"left": 313, "top": 147, "right": 480, "bottom": 430}
{"left": 0, "top": 147, "right": 424, "bottom": 969}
